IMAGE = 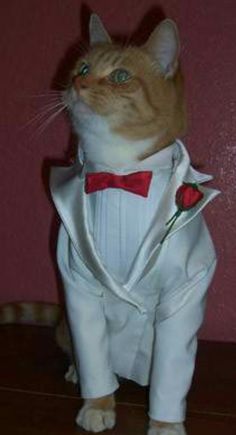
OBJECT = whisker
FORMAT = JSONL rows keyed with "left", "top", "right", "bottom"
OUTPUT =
{"left": 52, "top": 81, "right": 68, "bottom": 90}
{"left": 32, "top": 105, "right": 66, "bottom": 139}
{"left": 27, "top": 93, "right": 62, "bottom": 99}
{"left": 36, "top": 101, "right": 64, "bottom": 112}
{"left": 21, "top": 101, "right": 65, "bottom": 131}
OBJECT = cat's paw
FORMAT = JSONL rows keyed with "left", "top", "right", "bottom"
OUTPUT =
{"left": 76, "top": 404, "right": 116, "bottom": 432}
{"left": 65, "top": 364, "right": 78, "bottom": 384}
{"left": 147, "top": 422, "right": 187, "bottom": 435}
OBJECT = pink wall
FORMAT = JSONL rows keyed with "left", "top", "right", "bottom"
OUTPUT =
{"left": 0, "top": 0, "right": 235, "bottom": 342}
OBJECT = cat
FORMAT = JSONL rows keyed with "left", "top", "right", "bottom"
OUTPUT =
{"left": 4, "top": 13, "right": 218, "bottom": 435}
{"left": 49, "top": 14, "right": 220, "bottom": 435}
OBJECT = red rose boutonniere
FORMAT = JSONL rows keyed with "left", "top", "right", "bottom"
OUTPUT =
{"left": 160, "top": 183, "right": 204, "bottom": 244}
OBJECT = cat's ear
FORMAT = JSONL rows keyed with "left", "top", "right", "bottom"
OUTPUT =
{"left": 89, "top": 14, "right": 112, "bottom": 45}
{"left": 144, "top": 19, "right": 180, "bottom": 78}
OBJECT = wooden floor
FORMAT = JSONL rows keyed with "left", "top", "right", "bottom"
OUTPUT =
{"left": 0, "top": 325, "right": 235, "bottom": 434}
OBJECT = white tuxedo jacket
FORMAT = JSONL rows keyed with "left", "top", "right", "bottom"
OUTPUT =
{"left": 50, "top": 140, "right": 219, "bottom": 422}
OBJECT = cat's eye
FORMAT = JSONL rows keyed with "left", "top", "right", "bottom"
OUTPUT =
{"left": 78, "top": 62, "right": 90, "bottom": 76}
{"left": 109, "top": 68, "right": 131, "bottom": 84}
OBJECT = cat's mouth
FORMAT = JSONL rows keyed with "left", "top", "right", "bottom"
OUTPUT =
{"left": 63, "top": 88, "right": 94, "bottom": 117}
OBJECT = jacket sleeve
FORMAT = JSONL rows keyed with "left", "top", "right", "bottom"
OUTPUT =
{"left": 149, "top": 259, "right": 216, "bottom": 422}
{"left": 56, "top": 224, "right": 119, "bottom": 399}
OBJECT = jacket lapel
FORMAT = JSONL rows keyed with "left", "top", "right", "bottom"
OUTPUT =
{"left": 50, "top": 163, "right": 147, "bottom": 313}
{"left": 124, "top": 142, "right": 220, "bottom": 290}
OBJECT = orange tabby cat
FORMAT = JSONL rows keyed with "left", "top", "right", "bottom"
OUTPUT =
{"left": 2, "top": 14, "right": 217, "bottom": 435}
{"left": 56, "top": 14, "right": 189, "bottom": 435}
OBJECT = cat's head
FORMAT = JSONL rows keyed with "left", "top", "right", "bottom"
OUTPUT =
{"left": 64, "top": 15, "right": 186, "bottom": 166}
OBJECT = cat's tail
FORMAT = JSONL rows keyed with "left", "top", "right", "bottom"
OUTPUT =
{"left": 0, "top": 302, "right": 61, "bottom": 327}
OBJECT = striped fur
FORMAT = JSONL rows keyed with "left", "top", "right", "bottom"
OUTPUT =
{"left": 66, "top": 40, "right": 186, "bottom": 164}
{"left": 0, "top": 302, "right": 72, "bottom": 357}
{"left": 0, "top": 302, "right": 61, "bottom": 326}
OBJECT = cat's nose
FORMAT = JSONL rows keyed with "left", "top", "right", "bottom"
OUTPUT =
{"left": 73, "top": 76, "right": 91, "bottom": 93}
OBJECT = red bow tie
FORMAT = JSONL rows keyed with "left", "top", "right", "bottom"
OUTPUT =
{"left": 85, "top": 171, "right": 153, "bottom": 197}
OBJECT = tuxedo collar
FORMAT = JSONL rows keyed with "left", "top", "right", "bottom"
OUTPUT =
{"left": 80, "top": 142, "right": 177, "bottom": 176}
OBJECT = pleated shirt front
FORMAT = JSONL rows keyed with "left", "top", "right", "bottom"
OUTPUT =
{"left": 84, "top": 144, "right": 177, "bottom": 283}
